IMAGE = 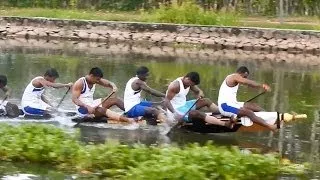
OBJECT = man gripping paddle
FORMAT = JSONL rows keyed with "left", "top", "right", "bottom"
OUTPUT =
{"left": 164, "top": 72, "right": 235, "bottom": 128}
{"left": 0, "top": 75, "right": 20, "bottom": 118}
{"left": 21, "top": 68, "right": 73, "bottom": 117}
{"left": 0, "top": 75, "right": 11, "bottom": 102}
{"left": 124, "top": 66, "right": 167, "bottom": 123}
{"left": 218, "top": 66, "right": 277, "bottom": 131}
{"left": 72, "top": 67, "right": 134, "bottom": 123}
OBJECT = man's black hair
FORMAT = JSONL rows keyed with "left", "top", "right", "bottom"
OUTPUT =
{"left": 0, "top": 75, "right": 7, "bottom": 87}
{"left": 44, "top": 68, "right": 59, "bottom": 78}
{"left": 236, "top": 66, "right": 249, "bottom": 74}
{"left": 185, "top": 72, "right": 200, "bottom": 85}
{"left": 136, "top": 66, "right": 149, "bottom": 76}
{"left": 89, "top": 67, "right": 103, "bottom": 78}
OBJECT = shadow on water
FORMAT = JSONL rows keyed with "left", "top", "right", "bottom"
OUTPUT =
{"left": 0, "top": 40, "right": 320, "bottom": 178}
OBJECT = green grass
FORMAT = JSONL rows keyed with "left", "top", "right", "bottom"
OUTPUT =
{"left": 0, "top": 7, "right": 320, "bottom": 30}
{"left": 0, "top": 7, "right": 145, "bottom": 22}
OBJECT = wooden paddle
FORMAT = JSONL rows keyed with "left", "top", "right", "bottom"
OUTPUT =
{"left": 181, "top": 97, "right": 201, "bottom": 119}
{"left": 245, "top": 91, "right": 266, "bottom": 103}
{"left": 56, "top": 87, "right": 71, "bottom": 109}
{"left": 168, "top": 98, "right": 201, "bottom": 132}
{"left": 94, "top": 91, "right": 115, "bottom": 109}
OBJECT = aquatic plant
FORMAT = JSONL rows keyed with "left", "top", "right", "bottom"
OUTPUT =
{"left": 0, "top": 124, "right": 308, "bottom": 179}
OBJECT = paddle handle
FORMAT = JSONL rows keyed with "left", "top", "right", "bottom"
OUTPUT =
{"left": 95, "top": 91, "right": 115, "bottom": 109}
{"left": 56, "top": 87, "right": 71, "bottom": 108}
{"left": 182, "top": 98, "right": 201, "bottom": 118}
{"left": 245, "top": 91, "right": 266, "bottom": 103}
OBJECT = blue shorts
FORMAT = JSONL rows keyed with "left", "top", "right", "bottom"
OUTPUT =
{"left": 23, "top": 106, "right": 46, "bottom": 116}
{"left": 176, "top": 99, "right": 197, "bottom": 122}
{"left": 219, "top": 102, "right": 244, "bottom": 117}
{"left": 126, "top": 101, "right": 153, "bottom": 118}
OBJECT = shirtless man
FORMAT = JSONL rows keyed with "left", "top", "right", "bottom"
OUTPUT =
{"left": 72, "top": 67, "right": 133, "bottom": 123}
{"left": 164, "top": 72, "right": 235, "bottom": 128}
{"left": 21, "top": 68, "right": 72, "bottom": 116}
{"left": 218, "top": 66, "right": 277, "bottom": 131}
{"left": 124, "top": 66, "right": 167, "bottom": 122}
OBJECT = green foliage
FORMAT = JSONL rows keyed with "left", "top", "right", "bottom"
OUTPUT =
{"left": 0, "top": 124, "right": 308, "bottom": 179}
{"left": 1, "top": 0, "right": 320, "bottom": 16}
{"left": 146, "top": 0, "right": 238, "bottom": 25}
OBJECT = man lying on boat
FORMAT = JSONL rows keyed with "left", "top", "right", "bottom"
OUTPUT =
{"left": 218, "top": 66, "right": 277, "bottom": 132}
{"left": 164, "top": 72, "right": 236, "bottom": 128}
{"left": 21, "top": 68, "right": 73, "bottom": 117}
{"left": 72, "top": 67, "right": 134, "bottom": 123}
{"left": 0, "top": 75, "right": 20, "bottom": 118}
{"left": 124, "top": 66, "right": 167, "bottom": 123}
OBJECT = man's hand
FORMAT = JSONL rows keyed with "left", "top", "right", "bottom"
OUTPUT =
{"left": 173, "top": 112, "right": 184, "bottom": 121}
{"left": 262, "top": 84, "right": 271, "bottom": 92}
{"left": 86, "top": 105, "right": 96, "bottom": 114}
{"left": 4, "top": 91, "right": 10, "bottom": 99}
{"left": 197, "top": 91, "right": 205, "bottom": 99}
{"left": 66, "top": 82, "right": 73, "bottom": 88}
{"left": 112, "top": 86, "right": 118, "bottom": 92}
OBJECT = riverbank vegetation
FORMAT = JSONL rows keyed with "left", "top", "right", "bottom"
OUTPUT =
{"left": 0, "top": 124, "right": 308, "bottom": 179}
{"left": 1, "top": 0, "right": 320, "bottom": 30}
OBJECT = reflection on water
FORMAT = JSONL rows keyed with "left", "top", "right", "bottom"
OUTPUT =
{"left": 0, "top": 41, "right": 320, "bottom": 178}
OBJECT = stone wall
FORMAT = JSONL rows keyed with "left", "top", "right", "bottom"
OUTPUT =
{"left": 1, "top": 16, "right": 320, "bottom": 54}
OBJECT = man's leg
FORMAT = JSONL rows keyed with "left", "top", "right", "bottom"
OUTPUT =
{"left": 243, "top": 102, "right": 264, "bottom": 112}
{"left": 95, "top": 107, "right": 134, "bottom": 123}
{"left": 238, "top": 108, "right": 277, "bottom": 131}
{"left": 195, "top": 98, "right": 220, "bottom": 114}
{"left": 101, "top": 97, "right": 125, "bottom": 111}
{"left": 128, "top": 102, "right": 167, "bottom": 123}
{"left": 188, "top": 110, "right": 235, "bottom": 128}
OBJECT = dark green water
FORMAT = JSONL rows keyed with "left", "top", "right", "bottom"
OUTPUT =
{"left": 0, "top": 44, "right": 320, "bottom": 179}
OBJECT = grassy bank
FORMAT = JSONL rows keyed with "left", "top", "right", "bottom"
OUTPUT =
{"left": 1, "top": 7, "right": 320, "bottom": 30}
{"left": 0, "top": 124, "right": 308, "bottom": 179}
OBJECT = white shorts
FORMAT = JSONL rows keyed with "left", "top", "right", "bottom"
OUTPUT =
{"left": 218, "top": 101, "right": 244, "bottom": 117}
{"left": 77, "top": 98, "right": 102, "bottom": 117}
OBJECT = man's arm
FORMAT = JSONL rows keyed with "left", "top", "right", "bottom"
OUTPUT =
{"left": 37, "top": 78, "right": 72, "bottom": 89}
{"left": 41, "top": 94, "right": 53, "bottom": 107}
{"left": 234, "top": 74, "right": 271, "bottom": 91}
{"left": 1, "top": 86, "right": 11, "bottom": 99}
{"left": 97, "top": 78, "right": 117, "bottom": 92}
{"left": 190, "top": 85, "right": 204, "bottom": 98}
{"left": 71, "top": 80, "right": 90, "bottom": 108}
{"left": 139, "top": 81, "right": 165, "bottom": 97}
{"left": 164, "top": 81, "right": 179, "bottom": 113}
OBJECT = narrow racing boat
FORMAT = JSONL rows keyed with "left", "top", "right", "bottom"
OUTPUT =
{"left": 71, "top": 111, "right": 307, "bottom": 133}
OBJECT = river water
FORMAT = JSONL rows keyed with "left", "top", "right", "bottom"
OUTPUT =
{"left": 0, "top": 41, "right": 319, "bottom": 179}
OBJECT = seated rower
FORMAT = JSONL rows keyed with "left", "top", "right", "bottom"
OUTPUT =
{"left": 21, "top": 68, "right": 73, "bottom": 117}
{"left": 124, "top": 66, "right": 167, "bottom": 123}
{"left": 164, "top": 72, "right": 235, "bottom": 128}
{"left": 218, "top": 66, "right": 277, "bottom": 131}
{"left": 72, "top": 67, "right": 133, "bottom": 123}
{"left": 0, "top": 75, "right": 20, "bottom": 118}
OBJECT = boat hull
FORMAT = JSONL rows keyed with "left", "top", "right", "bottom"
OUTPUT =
{"left": 71, "top": 111, "right": 307, "bottom": 133}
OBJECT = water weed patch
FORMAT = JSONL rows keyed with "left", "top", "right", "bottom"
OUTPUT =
{"left": 0, "top": 124, "right": 309, "bottom": 179}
